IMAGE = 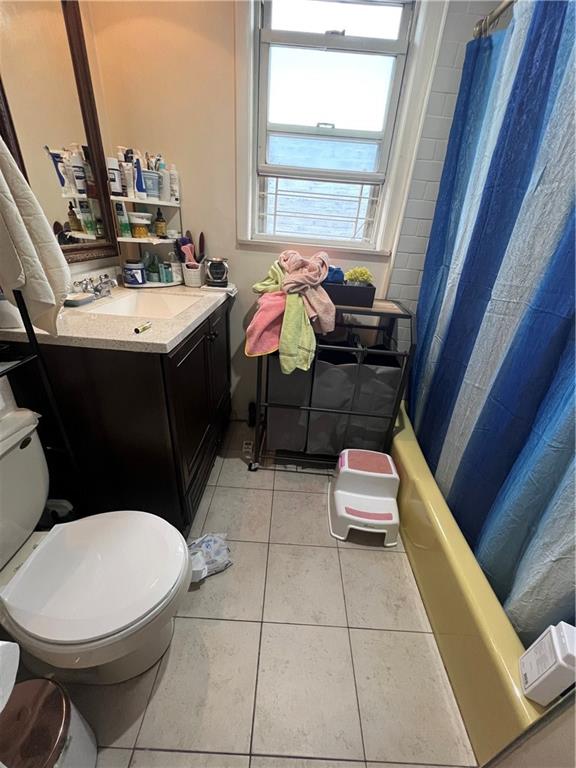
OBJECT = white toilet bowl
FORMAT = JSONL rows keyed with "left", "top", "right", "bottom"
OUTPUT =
{"left": 0, "top": 510, "right": 191, "bottom": 684}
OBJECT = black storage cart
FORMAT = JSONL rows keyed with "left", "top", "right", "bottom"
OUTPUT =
{"left": 249, "top": 299, "right": 414, "bottom": 470}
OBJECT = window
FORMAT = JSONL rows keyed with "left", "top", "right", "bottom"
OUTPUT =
{"left": 254, "top": 0, "right": 413, "bottom": 248}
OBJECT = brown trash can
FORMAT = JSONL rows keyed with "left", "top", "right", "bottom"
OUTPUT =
{"left": 0, "top": 679, "right": 70, "bottom": 768}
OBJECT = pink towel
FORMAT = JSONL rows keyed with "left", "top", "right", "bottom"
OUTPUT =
{"left": 279, "top": 249, "right": 335, "bottom": 334}
{"left": 279, "top": 250, "right": 329, "bottom": 293}
{"left": 245, "top": 291, "right": 286, "bottom": 357}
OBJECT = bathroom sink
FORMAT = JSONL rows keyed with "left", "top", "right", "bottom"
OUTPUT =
{"left": 79, "top": 292, "right": 201, "bottom": 319}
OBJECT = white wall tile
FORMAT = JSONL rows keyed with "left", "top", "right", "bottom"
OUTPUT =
{"left": 404, "top": 199, "right": 437, "bottom": 220}
{"left": 397, "top": 235, "right": 428, "bottom": 254}
{"left": 400, "top": 217, "right": 420, "bottom": 236}
{"left": 421, "top": 115, "right": 452, "bottom": 140}
{"left": 417, "top": 219, "right": 433, "bottom": 238}
{"left": 408, "top": 180, "right": 427, "bottom": 200}
{"left": 432, "top": 66, "right": 463, "bottom": 94}
{"left": 417, "top": 138, "right": 436, "bottom": 161}
{"left": 444, "top": 92, "right": 458, "bottom": 117}
{"left": 412, "top": 160, "right": 444, "bottom": 183}
{"left": 426, "top": 92, "right": 446, "bottom": 117}
{"left": 434, "top": 139, "right": 449, "bottom": 162}
{"left": 437, "top": 41, "right": 460, "bottom": 68}
{"left": 424, "top": 181, "right": 440, "bottom": 201}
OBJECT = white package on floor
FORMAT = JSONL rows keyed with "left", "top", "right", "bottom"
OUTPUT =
{"left": 187, "top": 533, "right": 232, "bottom": 583}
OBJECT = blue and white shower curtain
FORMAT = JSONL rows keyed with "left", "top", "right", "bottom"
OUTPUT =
{"left": 410, "top": 0, "right": 575, "bottom": 646}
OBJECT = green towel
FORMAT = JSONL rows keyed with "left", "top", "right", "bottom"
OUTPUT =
{"left": 253, "top": 260, "right": 283, "bottom": 294}
{"left": 279, "top": 293, "right": 315, "bottom": 374}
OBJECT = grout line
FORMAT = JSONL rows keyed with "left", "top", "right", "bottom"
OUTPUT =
{"left": 127, "top": 654, "right": 164, "bottom": 763}
{"left": 128, "top": 744, "right": 471, "bottom": 768}
{"left": 336, "top": 543, "right": 368, "bottom": 765}
{"left": 247, "top": 482, "right": 274, "bottom": 759}
{"left": 173, "top": 614, "right": 434, "bottom": 635}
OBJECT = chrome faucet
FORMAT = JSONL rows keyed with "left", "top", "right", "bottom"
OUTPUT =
{"left": 72, "top": 274, "right": 118, "bottom": 299}
{"left": 92, "top": 274, "right": 118, "bottom": 298}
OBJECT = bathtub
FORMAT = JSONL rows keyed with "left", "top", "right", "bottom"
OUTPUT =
{"left": 392, "top": 405, "right": 543, "bottom": 766}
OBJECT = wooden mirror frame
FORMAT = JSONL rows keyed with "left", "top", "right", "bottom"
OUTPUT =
{"left": 0, "top": 0, "right": 118, "bottom": 264}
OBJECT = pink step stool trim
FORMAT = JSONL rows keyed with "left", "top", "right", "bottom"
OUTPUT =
{"left": 347, "top": 450, "right": 393, "bottom": 475}
{"left": 345, "top": 506, "right": 395, "bottom": 522}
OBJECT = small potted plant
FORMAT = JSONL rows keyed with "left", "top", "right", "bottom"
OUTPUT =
{"left": 323, "top": 266, "right": 376, "bottom": 307}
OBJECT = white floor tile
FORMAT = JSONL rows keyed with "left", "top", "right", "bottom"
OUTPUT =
{"left": 340, "top": 550, "right": 431, "bottom": 632}
{"left": 131, "top": 751, "right": 249, "bottom": 767}
{"left": 351, "top": 629, "right": 475, "bottom": 765}
{"left": 179, "top": 541, "right": 267, "bottom": 621}
{"left": 188, "top": 485, "right": 216, "bottom": 541}
{"left": 253, "top": 623, "right": 364, "bottom": 760}
{"left": 218, "top": 453, "right": 274, "bottom": 490}
{"left": 270, "top": 491, "right": 335, "bottom": 547}
{"left": 95, "top": 748, "right": 132, "bottom": 768}
{"left": 208, "top": 455, "right": 224, "bottom": 486}
{"left": 274, "top": 470, "right": 331, "bottom": 493}
{"left": 203, "top": 487, "right": 272, "bottom": 542}
{"left": 264, "top": 544, "right": 346, "bottom": 626}
{"left": 136, "top": 618, "right": 260, "bottom": 753}
{"left": 68, "top": 663, "right": 158, "bottom": 748}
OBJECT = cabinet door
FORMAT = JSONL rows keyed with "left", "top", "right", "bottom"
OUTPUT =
{"left": 209, "top": 304, "right": 230, "bottom": 412}
{"left": 164, "top": 321, "right": 211, "bottom": 491}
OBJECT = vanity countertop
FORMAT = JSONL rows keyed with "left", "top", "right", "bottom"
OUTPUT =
{"left": 0, "top": 286, "right": 228, "bottom": 354}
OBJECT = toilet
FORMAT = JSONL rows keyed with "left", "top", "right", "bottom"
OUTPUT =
{"left": 0, "top": 408, "right": 192, "bottom": 684}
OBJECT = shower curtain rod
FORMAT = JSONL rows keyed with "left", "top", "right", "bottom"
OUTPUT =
{"left": 473, "top": 0, "right": 515, "bottom": 38}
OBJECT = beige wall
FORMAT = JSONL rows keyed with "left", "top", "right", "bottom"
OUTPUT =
{"left": 0, "top": 1, "right": 86, "bottom": 226}
{"left": 84, "top": 0, "right": 391, "bottom": 417}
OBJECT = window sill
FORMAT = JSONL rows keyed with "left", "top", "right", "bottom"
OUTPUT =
{"left": 236, "top": 236, "right": 392, "bottom": 261}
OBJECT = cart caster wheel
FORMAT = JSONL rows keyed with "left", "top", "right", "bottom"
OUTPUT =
{"left": 248, "top": 462, "right": 260, "bottom": 472}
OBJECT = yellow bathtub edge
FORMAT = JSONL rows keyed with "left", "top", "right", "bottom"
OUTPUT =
{"left": 392, "top": 405, "right": 543, "bottom": 765}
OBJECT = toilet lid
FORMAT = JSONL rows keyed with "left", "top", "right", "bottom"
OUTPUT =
{"left": 1, "top": 511, "right": 188, "bottom": 644}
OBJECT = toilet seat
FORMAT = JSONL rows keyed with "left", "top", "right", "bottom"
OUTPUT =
{"left": 0, "top": 511, "right": 189, "bottom": 645}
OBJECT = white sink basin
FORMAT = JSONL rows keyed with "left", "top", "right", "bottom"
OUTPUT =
{"left": 79, "top": 292, "right": 201, "bottom": 319}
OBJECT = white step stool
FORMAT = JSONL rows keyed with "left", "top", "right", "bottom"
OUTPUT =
{"left": 329, "top": 449, "right": 400, "bottom": 546}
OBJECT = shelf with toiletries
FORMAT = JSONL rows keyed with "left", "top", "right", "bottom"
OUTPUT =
{"left": 45, "top": 144, "right": 110, "bottom": 245}
{"left": 110, "top": 195, "right": 180, "bottom": 209}
{"left": 117, "top": 236, "right": 182, "bottom": 245}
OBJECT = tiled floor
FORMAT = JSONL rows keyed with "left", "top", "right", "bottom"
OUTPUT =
{"left": 69, "top": 423, "right": 476, "bottom": 768}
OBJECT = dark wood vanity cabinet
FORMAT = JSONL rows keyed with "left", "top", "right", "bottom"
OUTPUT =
{"left": 5, "top": 302, "right": 230, "bottom": 535}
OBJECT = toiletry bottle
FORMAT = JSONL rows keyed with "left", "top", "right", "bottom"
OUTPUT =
{"left": 134, "top": 157, "right": 147, "bottom": 200}
{"left": 70, "top": 151, "right": 87, "bottom": 196}
{"left": 82, "top": 146, "right": 98, "bottom": 198}
{"left": 107, "top": 157, "right": 123, "bottom": 195}
{"left": 114, "top": 201, "right": 132, "bottom": 237}
{"left": 68, "top": 201, "right": 82, "bottom": 231}
{"left": 154, "top": 208, "right": 167, "bottom": 238}
{"left": 169, "top": 164, "right": 180, "bottom": 203}
{"left": 78, "top": 199, "right": 96, "bottom": 235}
{"left": 120, "top": 162, "right": 135, "bottom": 198}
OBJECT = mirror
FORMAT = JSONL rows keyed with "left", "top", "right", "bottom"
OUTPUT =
{"left": 0, "top": 0, "right": 117, "bottom": 263}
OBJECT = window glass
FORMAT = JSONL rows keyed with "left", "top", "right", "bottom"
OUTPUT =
{"left": 267, "top": 134, "right": 380, "bottom": 172}
{"left": 268, "top": 46, "right": 395, "bottom": 133}
{"left": 271, "top": 0, "right": 404, "bottom": 40}
{"left": 258, "top": 177, "right": 377, "bottom": 241}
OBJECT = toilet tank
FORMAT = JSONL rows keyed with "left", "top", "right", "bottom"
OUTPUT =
{"left": 0, "top": 410, "right": 49, "bottom": 570}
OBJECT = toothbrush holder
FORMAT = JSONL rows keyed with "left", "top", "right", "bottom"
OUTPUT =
{"left": 183, "top": 262, "right": 203, "bottom": 287}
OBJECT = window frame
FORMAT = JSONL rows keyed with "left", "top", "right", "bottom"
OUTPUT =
{"left": 253, "top": 0, "right": 414, "bottom": 248}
